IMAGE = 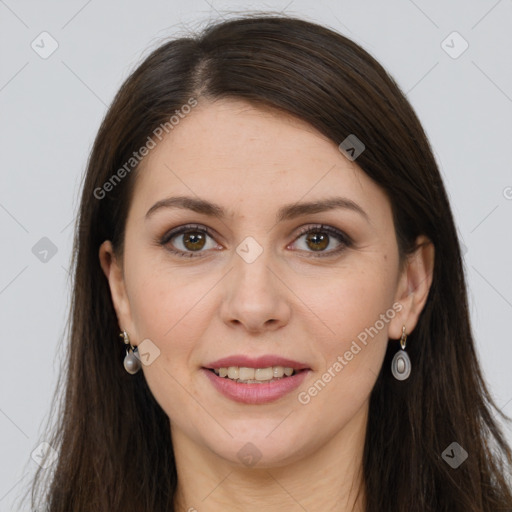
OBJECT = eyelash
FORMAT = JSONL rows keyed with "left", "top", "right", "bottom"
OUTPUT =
{"left": 159, "top": 223, "right": 353, "bottom": 259}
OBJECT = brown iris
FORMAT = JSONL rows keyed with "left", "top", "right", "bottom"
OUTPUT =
{"left": 305, "top": 231, "right": 329, "bottom": 251}
{"left": 182, "top": 231, "right": 206, "bottom": 251}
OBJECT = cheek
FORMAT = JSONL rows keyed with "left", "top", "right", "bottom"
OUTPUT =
{"left": 123, "top": 253, "right": 206, "bottom": 418}
{"left": 124, "top": 245, "right": 199, "bottom": 335}
{"left": 305, "top": 261, "right": 396, "bottom": 384}
{"left": 315, "top": 259, "right": 395, "bottom": 333}
{"left": 123, "top": 248, "right": 221, "bottom": 380}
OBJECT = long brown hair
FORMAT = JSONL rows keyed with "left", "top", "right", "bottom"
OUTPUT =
{"left": 23, "top": 13, "right": 512, "bottom": 511}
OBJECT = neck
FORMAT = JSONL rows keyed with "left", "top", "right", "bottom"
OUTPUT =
{"left": 171, "top": 402, "right": 368, "bottom": 512}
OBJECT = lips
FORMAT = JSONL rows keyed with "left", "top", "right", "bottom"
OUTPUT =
{"left": 204, "top": 355, "right": 310, "bottom": 371}
{"left": 201, "top": 354, "right": 311, "bottom": 404}
{"left": 202, "top": 367, "right": 310, "bottom": 404}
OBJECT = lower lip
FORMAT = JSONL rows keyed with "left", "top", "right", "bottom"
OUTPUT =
{"left": 202, "top": 368, "right": 310, "bottom": 405}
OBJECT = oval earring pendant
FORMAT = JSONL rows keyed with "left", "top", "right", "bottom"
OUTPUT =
{"left": 124, "top": 350, "right": 141, "bottom": 375}
{"left": 391, "top": 349, "right": 411, "bottom": 380}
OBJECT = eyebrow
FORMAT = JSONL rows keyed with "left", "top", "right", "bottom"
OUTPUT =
{"left": 145, "top": 195, "right": 370, "bottom": 224}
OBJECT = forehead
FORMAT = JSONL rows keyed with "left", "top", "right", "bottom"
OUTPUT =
{"left": 130, "top": 98, "right": 389, "bottom": 222}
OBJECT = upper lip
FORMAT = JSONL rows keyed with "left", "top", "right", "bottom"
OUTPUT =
{"left": 204, "top": 355, "right": 310, "bottom": 370}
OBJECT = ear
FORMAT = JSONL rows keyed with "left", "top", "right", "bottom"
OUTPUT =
{"left": 99, "top": 240, "right": 137, "bottom": 343}
{"left": 388, "top": 235, "right": 435, "bottom": 340}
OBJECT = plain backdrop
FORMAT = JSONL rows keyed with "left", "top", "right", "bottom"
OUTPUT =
{"left": 1, "top": 0, "right": 511, "bottom": 509}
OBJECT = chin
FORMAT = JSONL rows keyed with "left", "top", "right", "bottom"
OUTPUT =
{"left": 205, "top": 429, "right": 312, "bottom": 470}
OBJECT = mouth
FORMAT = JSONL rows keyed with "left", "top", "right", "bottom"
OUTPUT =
{"left": 201, "top": 356, "right": 311, "bottom": 404}
{"left": 205, "top": 366, "right": 306, "bottom": 384}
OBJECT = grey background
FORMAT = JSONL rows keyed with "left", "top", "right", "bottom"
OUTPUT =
{"left": 1, "top": 0, "right": 511, "bottom": 509}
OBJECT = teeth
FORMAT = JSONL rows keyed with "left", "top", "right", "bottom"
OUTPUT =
{"left": 239, "top": 367, "right": 255, "bottom": 380}
{"left": 212, "top": 366, "right": 296, "bottom": 382}
{"left": 255, "top": 367, "right": 274, "bottom": 380}
{"left": 227, "top": 366, "right": 239, "bottom": 379}
{"left": 273, "top": 366, "right": 284, "bottom": 378}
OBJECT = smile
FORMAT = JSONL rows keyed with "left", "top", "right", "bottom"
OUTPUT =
{"left": 212, "top": 365, "right": 296, "bottom": 383}
{"left": 202, "top": 368, "right": 310, "bottom": 404}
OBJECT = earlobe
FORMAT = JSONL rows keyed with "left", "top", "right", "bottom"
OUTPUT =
{"left": 389, "top": 235, "right": 435, "bottom": 339}
{"left": 99, "top": 240, "right": 134, "bottom": 336}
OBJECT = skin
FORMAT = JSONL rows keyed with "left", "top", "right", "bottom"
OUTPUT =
{"left": 99, "top": 98, "right": 434, "bottom": 512}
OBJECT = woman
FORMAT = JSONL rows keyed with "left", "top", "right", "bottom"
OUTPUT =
{"left": 26, "top": 13, "right": 512, "bottom": 512}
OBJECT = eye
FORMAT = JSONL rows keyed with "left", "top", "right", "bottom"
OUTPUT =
{"left": 290, "top": 224, "right": 352, "bottom": 257}
{"left": 159, "top": 223, "right": 352, "bottom": 258}
{"left": 159, "top": 224, "right": 219, "bottom": 258}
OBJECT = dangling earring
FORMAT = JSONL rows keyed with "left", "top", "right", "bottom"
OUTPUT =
{"left": 391, "top": 325, "right": 411, "bottom": 380}
{"left": 119, "top": 330, "right": 141, "bottom": 375}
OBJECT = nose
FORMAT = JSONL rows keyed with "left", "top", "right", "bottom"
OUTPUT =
{"left": 219, "top": 249, "right": 292, "bottom": 334}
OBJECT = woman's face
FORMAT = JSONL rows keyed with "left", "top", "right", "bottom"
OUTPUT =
{"left": 101, "top": 98, "right": 428, "bottom": 469}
